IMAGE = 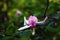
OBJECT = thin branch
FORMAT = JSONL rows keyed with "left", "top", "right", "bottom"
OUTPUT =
{"left": 44, "top": 0, "right": 49, "bottom": 17}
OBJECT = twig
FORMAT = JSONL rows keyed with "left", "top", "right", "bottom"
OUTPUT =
{"left": 44, "top": 0, "right": 49, "bottom": 17}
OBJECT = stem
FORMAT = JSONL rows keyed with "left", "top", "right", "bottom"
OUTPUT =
{"left": 44, "top": 0, "right": 49, "bottom": 17}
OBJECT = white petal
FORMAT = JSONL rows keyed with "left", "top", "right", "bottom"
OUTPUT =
{"left": 43, "top": 16, "right": 48, "bottom": 22}
{"left": 37, "top": 16, "right": 48, "bottom": 24}
{"left": 37, "top": 21, "right": 44, "bottom": 24}
{"left": 18, "top": 26, "right": 30, "bottom": 31}
{"left": 24, "top": 16, "right": 28, "bottom": 26}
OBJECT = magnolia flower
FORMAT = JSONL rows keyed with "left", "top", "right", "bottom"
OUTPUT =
{"left": 18, "top": 16, "right": 48, "bottom": 35}
{"left": 28, "top": 16, "right": 38, "bottom": 28}
{"left": 16, "top": 10, "right": 22, "bottom": 16}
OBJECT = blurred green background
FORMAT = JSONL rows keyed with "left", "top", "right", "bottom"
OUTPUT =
{"left": 0, "top": 0, "right": 60, "bottom": 40}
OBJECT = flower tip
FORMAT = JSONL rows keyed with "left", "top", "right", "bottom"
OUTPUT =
{"left": 18, "top": 28, "right": 21, "bottom": 31}
{"left": 32, "top": 31, "right": 35, "bottom": 35}
{"left": 45, "top": 16, "right": 48, "bottom": 19}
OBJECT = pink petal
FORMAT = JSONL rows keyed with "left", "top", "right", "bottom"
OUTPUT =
{"left": 28, "top": 16, "right": 38, "bottom": 28}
